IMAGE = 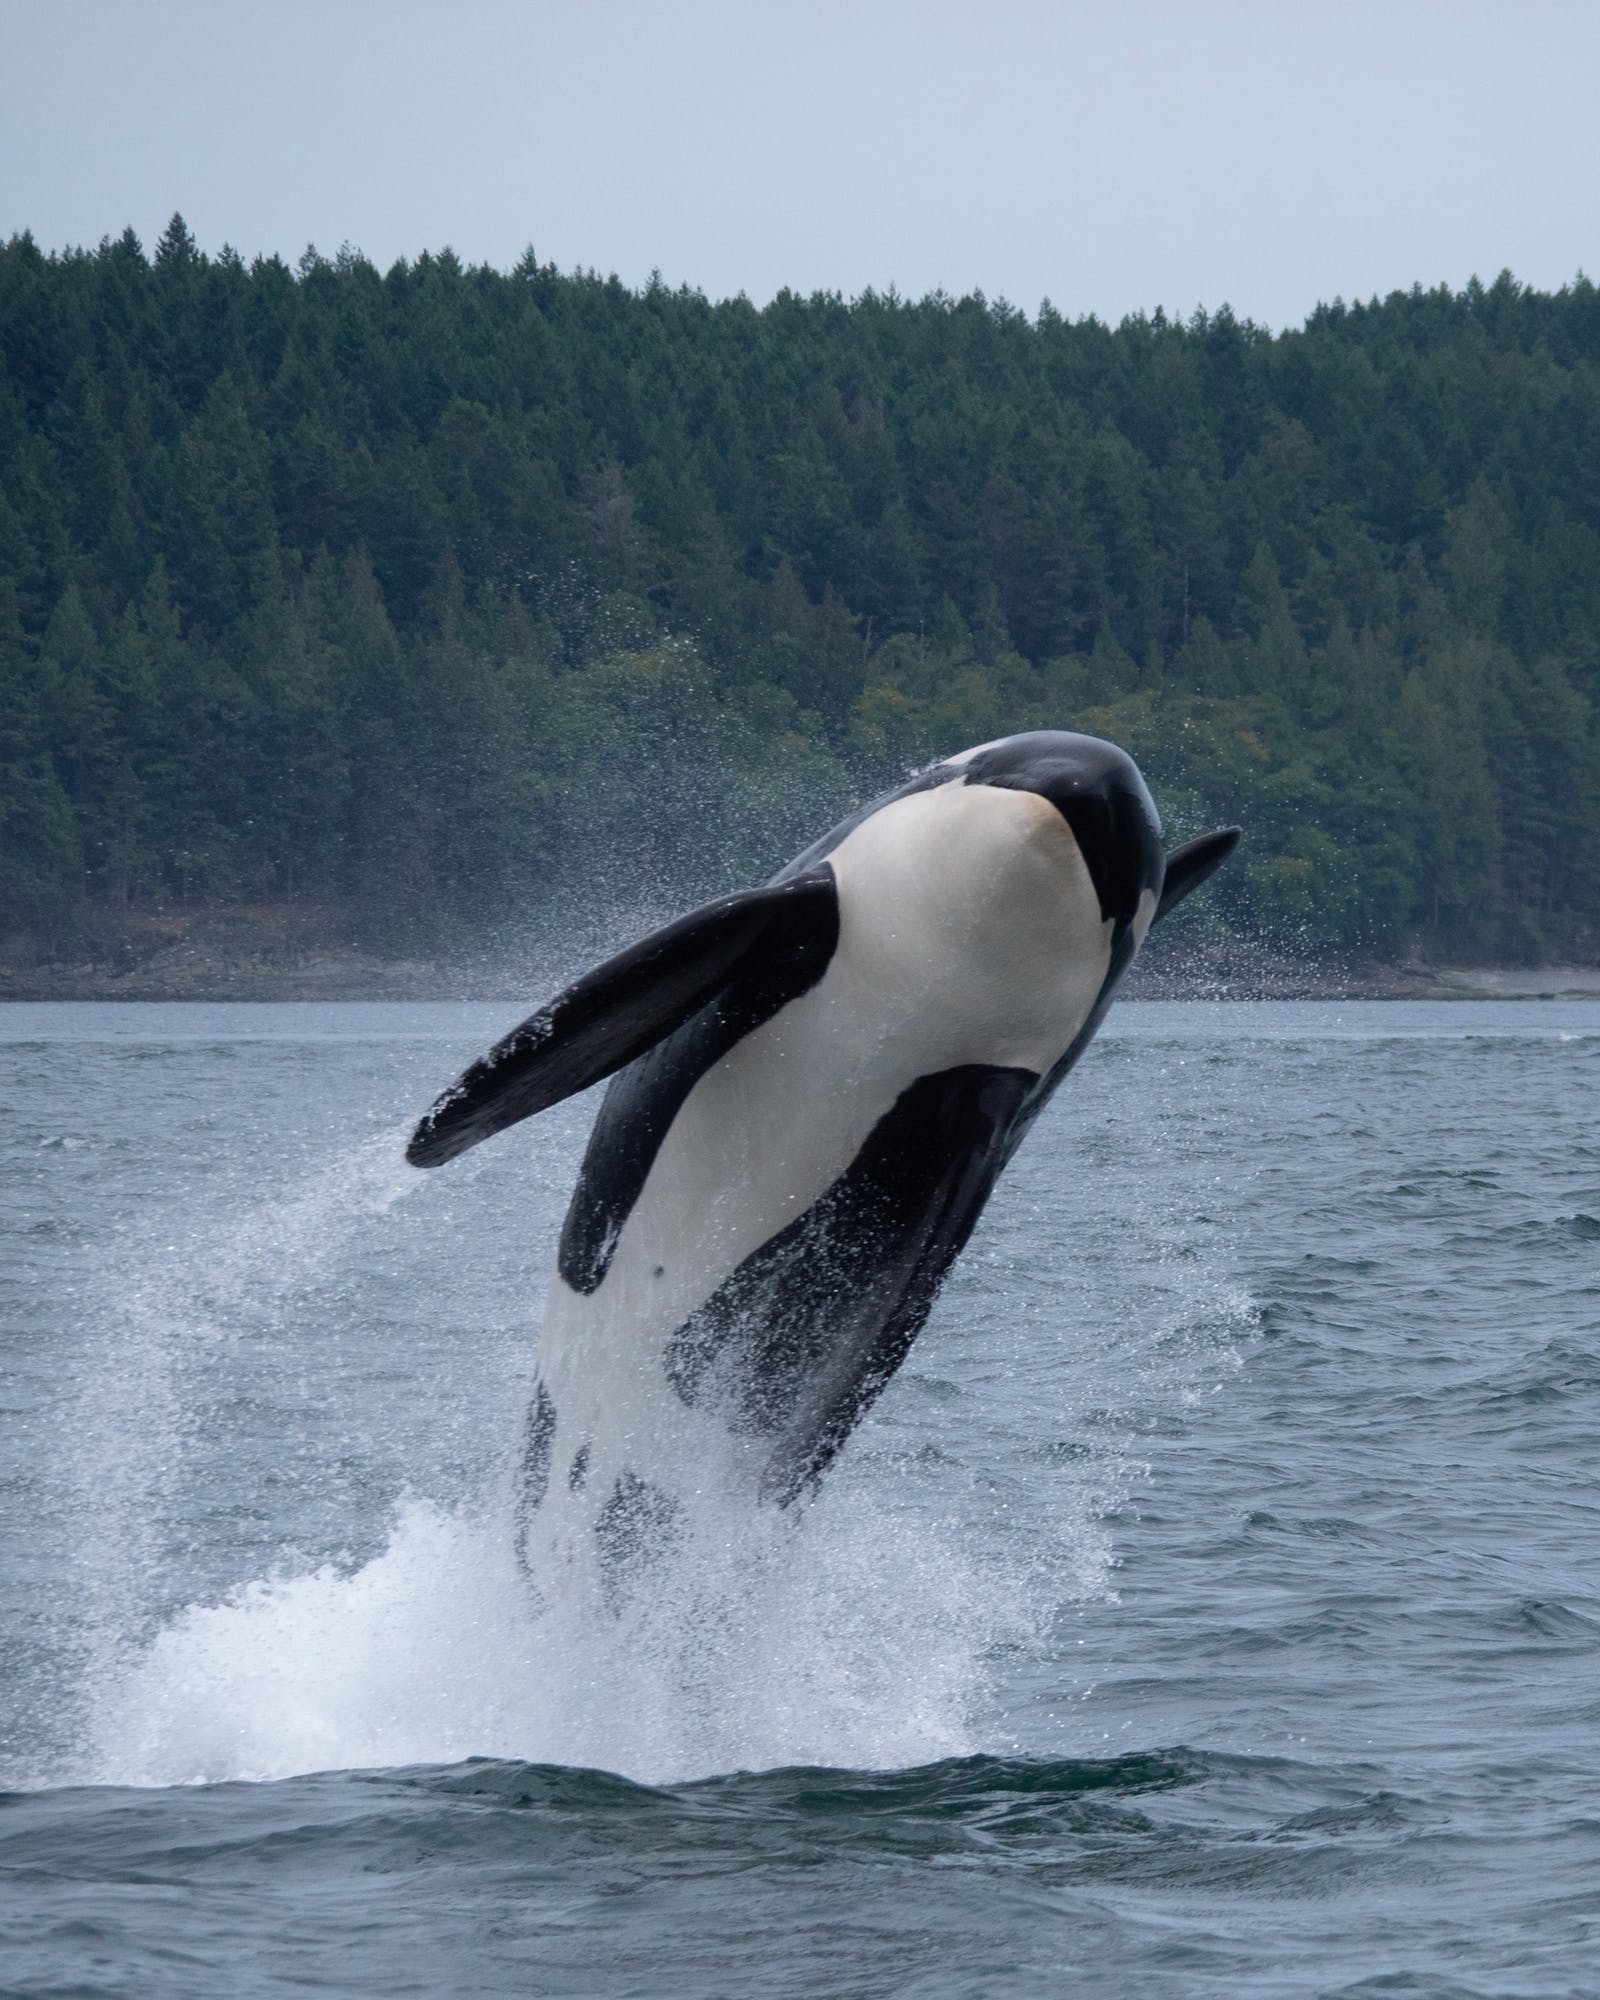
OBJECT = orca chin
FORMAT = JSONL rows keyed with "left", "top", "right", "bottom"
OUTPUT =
{"left": 408, "top": 730, "right": 1240, "bottom": 1601}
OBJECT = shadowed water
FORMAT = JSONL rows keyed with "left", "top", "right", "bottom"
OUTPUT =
{"left": 2, "top": 1000, "right": 1598, "bottom": 1997}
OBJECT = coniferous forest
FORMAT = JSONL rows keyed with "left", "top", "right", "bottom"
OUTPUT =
{"left": 3, "top": 216, "right": 1599, "bottom": 964}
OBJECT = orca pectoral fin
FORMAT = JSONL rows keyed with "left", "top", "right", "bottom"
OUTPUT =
{"left": 1153, "top": 826, "right": 1241, "bottom": 924}
{"left": 406, "top": 870, "right": 839, "bottom": 1167}
{"left": 697, "top": 1064, "right": 1037, "bottom": 1506}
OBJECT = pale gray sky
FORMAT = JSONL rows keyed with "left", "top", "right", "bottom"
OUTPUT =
{"left": 4, "top": 0, "right": 1595, "bottom": 330}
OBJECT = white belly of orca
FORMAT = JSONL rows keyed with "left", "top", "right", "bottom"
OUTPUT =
{"left": 406, "top": 731, "right": 1240, "bottom": 1604}
{"left": 528, "top": 785, "right": 1113, "bottom": 1571}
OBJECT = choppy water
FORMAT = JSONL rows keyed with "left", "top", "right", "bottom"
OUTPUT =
{"left": 2, "top": 999, "right": 1597, "bottom": 1998}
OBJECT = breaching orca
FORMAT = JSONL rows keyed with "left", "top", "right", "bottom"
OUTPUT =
{"left": 408, "top": 731, "right": 1238, "bottom": 1600}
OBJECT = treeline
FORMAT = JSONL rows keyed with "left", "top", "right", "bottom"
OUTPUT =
{"left": 3, "top": 216, "right": 1599, "bottom": 959}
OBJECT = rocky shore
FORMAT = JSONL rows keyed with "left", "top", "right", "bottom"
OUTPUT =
{"left": 4, "top": 905, "right": 1598, "bottom": 1005}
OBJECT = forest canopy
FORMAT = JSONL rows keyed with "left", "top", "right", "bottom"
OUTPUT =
{"left": 2, "top": 216, "right": 1598, "bottom": 961}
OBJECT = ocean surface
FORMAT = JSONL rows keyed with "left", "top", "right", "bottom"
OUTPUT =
{"left": 2, "top": 998, "right": 1597, "bottom": 1998}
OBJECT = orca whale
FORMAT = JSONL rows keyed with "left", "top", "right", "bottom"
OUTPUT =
{"left": 408, "top": 731, "right": 1239, "bottom": 1599}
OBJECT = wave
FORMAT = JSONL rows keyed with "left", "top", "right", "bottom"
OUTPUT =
{"left": 0, "top": 1743, "right": 1445, "bottom": 1907}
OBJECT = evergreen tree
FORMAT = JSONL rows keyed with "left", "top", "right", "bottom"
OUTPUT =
{"left": 0, "top": 230, "right": 1596, "bottom": 961}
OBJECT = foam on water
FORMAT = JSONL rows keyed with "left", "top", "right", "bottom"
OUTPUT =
{"left": 85, "top": 1481, "right": 1041, "bottom": 1789}
{"left": 60, "top": 1126, "right": 1096, "bottom": 1793}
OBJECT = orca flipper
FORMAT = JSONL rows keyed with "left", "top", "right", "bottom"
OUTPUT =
{"left": 1153, "top": 827, "right": 1242, "bottom": 924}
{"left": 661, "top": 1063, "right": 1038, "bottom": 1506}
{"left": 407, "top": 870, "right": 839, "bottom": 1167}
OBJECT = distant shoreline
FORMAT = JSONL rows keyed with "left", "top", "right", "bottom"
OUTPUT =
{"left": 7, "top": 968, "right": 1599, "bottom": 1003}
{"left": 3, "top": 908, "right": 1598, "bottom": 1004}
{"left": 1125, "top": 959, "right": 1600, "bottom": 1003}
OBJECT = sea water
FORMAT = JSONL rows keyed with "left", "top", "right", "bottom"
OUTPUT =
{"left": 1, "top": 1000, "right": 1597, "bottom": 1997}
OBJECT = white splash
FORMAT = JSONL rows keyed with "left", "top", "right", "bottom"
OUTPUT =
{"left": 52, "top": 1043, "right": 1244, "bottom": 1795}
{"left": 85, "top": 1482, "right": 1037, "bottom": 1789}
{"left": 66, "top": 1131, "right": 427, "bottom": 1750}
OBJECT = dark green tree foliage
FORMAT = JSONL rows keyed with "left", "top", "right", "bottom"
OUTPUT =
{"left": 2, "top": 220, "right": 1598, "bottom": 959}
